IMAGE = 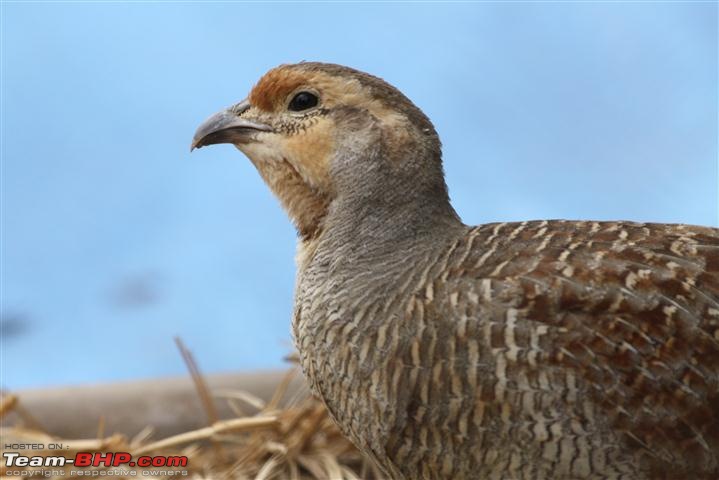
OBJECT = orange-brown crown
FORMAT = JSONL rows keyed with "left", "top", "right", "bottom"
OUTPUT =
{"left": 249, "top": 64, "right": 310, "bottom": 112}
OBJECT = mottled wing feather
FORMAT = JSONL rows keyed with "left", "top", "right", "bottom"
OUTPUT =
{"left": 445, "top": 220, "right": 719, "bottom": 477}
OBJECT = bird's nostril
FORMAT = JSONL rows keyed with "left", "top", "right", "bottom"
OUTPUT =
{"left": 230, "top": 99, "right": 251, "bottom": 115}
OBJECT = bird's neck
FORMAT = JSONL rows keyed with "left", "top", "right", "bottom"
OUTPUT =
{"left": 298, "top": 156, "right": 464, "bottom": 273}
{"left": 331, "top": 190, "right": 461, "bottom": 248}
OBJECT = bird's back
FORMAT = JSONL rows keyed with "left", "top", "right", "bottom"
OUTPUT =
{"left": 295, "top": 219, "right": 719, "bottom": 480}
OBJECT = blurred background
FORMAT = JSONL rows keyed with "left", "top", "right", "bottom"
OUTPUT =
{"left": 1, "top": 2, "right": 716, "bottom": 389}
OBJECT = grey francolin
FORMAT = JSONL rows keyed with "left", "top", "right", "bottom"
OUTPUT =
{"left": 192, "top": 62, "right": 719, "bottom": 479}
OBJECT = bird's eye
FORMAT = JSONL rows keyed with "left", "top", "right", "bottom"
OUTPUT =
{"left": 288, "top": 91, "right": 319, "bottom": 112}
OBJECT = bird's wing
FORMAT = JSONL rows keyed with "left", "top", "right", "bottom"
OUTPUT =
{"left": 428, "top": 220, "right": 719, "bottom": 476}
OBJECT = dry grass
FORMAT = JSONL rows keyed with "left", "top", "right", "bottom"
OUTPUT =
{"left": 0, "top": 343, "right": 379, "bottom": 480}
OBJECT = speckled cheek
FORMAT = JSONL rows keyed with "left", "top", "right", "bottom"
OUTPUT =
{"left": 281, "top": 117, "right": 335, "bottom": 191}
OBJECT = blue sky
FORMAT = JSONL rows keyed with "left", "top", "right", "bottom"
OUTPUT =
{"left": 2, "top": 2, "right": 717, "bottom": 388}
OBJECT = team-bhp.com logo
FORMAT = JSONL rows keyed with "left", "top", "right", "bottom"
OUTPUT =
{"left": 3, "top": 451, "right": 188, "bottom": 476}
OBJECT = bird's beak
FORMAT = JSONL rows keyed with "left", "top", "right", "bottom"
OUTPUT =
{"left": 191, "top": 100, "right": 272, "bottom": 151}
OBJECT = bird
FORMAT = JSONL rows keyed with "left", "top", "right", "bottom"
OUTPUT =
{"left": 192, "top": 62, "right": 719, "bottom": 479}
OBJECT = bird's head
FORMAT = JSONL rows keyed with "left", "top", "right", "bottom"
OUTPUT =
{"left": 192, "top": 62, "right": 451, "bottom": 241}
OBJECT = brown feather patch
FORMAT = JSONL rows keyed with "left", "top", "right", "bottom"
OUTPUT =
{"left": 249, "top": 65, "right": 308, "bottom": 111}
